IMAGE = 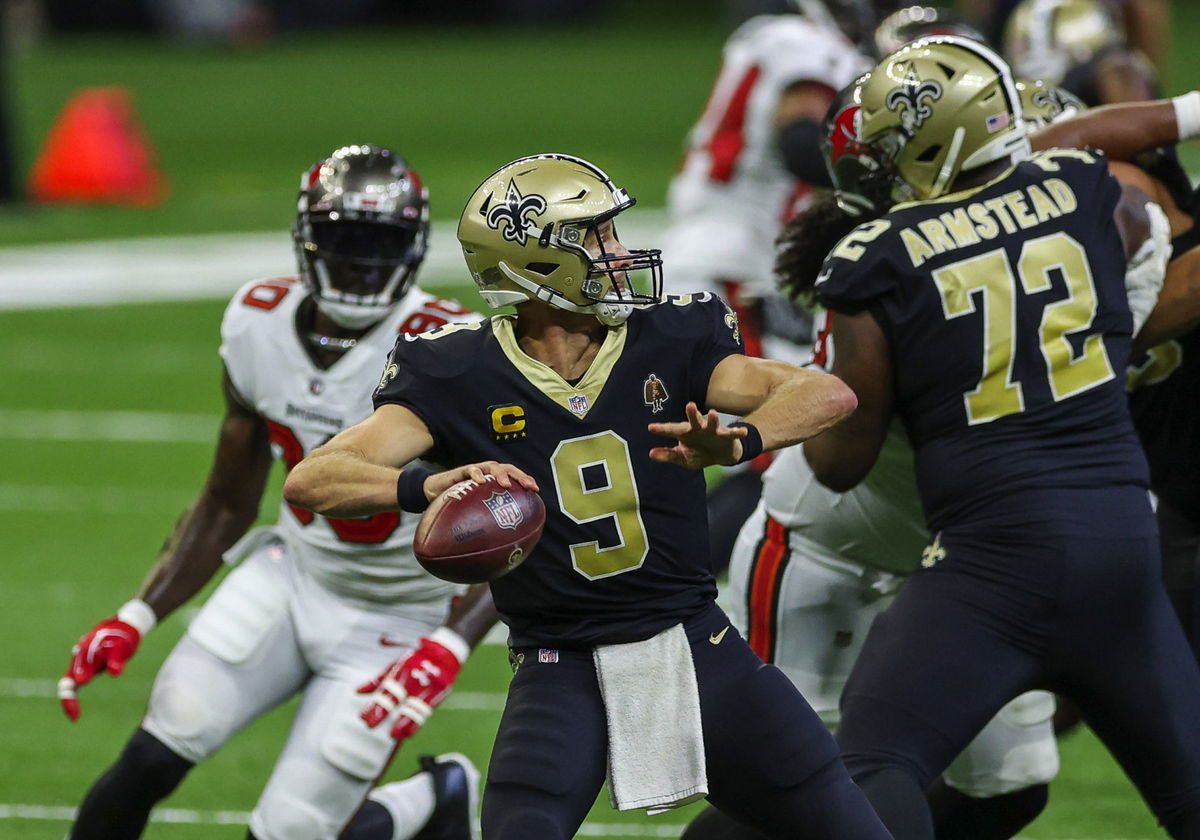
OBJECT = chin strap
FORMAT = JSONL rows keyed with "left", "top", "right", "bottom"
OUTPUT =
{"left": 495, "top": 262, "right": 634, "bottom": 323}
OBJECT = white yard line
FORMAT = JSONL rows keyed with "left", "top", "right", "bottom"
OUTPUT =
{"left": 0, "top": 484, "right": 195, "bottom": 513}
{"left": 0, "top": 805, "right": 1140, "bottom": 839}
{"left": 0, "top": 213, "right": 669, "bottom": 310}
{"left": 0, "top": 803, "right": 688, "bottom": 835}
{"left": 0, "top": 408, "right": 218, "bottom": 443}
{"left": 0, "top": 678, "right": 506, "bottom": 710}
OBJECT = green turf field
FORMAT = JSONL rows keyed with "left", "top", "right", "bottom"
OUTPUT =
{"left": 0, "top": 298, "right": 1169, "bottom": 839}
{"left": 3, "top": 8, "right": 1199, "bottom": 838}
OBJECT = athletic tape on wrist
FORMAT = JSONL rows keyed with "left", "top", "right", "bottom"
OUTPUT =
{"left": 429, "top": 626, "right": 471, "bottom": 663}
{"left": 728, "top": 421, "right": 764, "bottom": 464}
{"left": 117, "top": 599, "right": 157, "bottom": 635}
{"left": 396, "top": 467, "right": 434, "bottom": 513}
{"left": 1173, "top": 92, "right": 1200, "bottom": 141}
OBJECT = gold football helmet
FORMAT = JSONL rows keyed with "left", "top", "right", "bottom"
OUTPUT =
{"left": 1016, "top": 78, "right": 1085, "bottom": 129}
{"left": 859, "top": 35, "right": 1029, "bottom": 202}
{"left": 457, "top": 154, "right": 662, "bottom": 326}
{"left": 1002, "top": 0, "right": 1123, "bottom": 86}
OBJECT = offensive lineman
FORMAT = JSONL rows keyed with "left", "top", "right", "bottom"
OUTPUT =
{"left": 808, "top": 37, "right": 1200, "bottom": 839}
{"left": 60, "top": 145, "right": 487, "bottom": 840}
{"left": 283, "top": 153, "right": 892, "bottom": 840}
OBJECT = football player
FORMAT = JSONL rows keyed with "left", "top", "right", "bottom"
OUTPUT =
{"left": 687, "top": 71, "right": 1200, "bottom": 840}
{"left": 60, "top": 145, "right": 490, "bottom": 840}
{"left": 660, "top": 0, "right": 875, "bottom": 574}
{"left": 1002, "top": 0, "right": 1159, "bottom": 105}
{"left": 282, "top": 153, "right": 894, "bottom": 840}
{"left": 806, "top": 36, "right": 1200, "bottom": 839}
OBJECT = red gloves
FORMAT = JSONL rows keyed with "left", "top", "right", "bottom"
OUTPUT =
{"left": 59, "top": 600, "right": 157, "bottom": 721}
{"left": 359, "top": 627, "right": 469, "bottom": 741}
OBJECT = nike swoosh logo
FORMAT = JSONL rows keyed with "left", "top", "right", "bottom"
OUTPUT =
{"left": 815, "top": 266, "right": 833, "bottom": 286}
{"left": 379, "top": 635, "right": 409, "bottom": 647}
{"left": 708, "top": 626, "right": 730, "bottom": 645}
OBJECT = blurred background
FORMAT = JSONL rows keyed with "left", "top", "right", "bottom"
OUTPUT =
{"left": 0, "top": 1, "right": 1196, "bottom": 837}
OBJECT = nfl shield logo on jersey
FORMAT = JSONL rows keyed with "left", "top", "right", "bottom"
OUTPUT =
{"left": 567, "top": 394, "right": 590, "bottom": 417}
{"left": 484, "top": 490, "right": 525, "bottom": 530}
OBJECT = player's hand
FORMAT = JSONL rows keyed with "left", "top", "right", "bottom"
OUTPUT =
{"left": 59, "top": 617, "right": 144, "bottom": 721}
{"left": 358, "top": 628, "right": 467, "bottom": 741}
{"left": 648, "top": 401, "right": 749, "bottom": 469}
{"left": 424, "top": 462, "right": 539, "bottom": 501}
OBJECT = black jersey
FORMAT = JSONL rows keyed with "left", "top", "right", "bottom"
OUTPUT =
{"left": 1129, "top": 185, "right": 1200, "bottom": 527}
{"left": 374, "top": 294, "right": 743, "bottom": 647}
{"left": 816, "top": 149, "right": 1150, "bottom": 530}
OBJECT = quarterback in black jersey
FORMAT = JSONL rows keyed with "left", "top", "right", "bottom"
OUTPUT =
{"left": 284, "top": 154, "right": 891, "bottom": 840}
{"left": 806, "top": 37, "right": 1200, "bottom": 840}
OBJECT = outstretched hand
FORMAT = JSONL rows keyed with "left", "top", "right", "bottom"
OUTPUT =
{"left": 648, "top": 402, "right": 747, "bottom": 469}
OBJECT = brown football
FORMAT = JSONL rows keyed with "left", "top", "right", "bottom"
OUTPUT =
{"left": 413, "top": 476, "right": 545, "bottom": 584}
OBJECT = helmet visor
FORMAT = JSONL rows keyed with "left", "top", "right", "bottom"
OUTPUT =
{"left": 308, "top": 220, "right": 418, "bottom": 264}
{"left": 304, "top": 220, "right": 418, "bottom": 299}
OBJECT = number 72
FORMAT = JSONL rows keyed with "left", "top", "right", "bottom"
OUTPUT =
{"left": 932, "top": 231, "right": 1115, "bottom": 425}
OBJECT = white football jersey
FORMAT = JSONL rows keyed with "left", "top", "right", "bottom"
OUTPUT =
{"left": 219, "top": 276, "right": 478, "bottom": 603}
{"left": 663, "top": 14, "right": 868, "bottom": 297}
{"left": 762, "top": 423, "right": 928, "bottom": 577}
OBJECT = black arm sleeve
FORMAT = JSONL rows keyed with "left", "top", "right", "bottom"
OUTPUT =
{"left": 778, "top": 118, "right": 832, "bottom": 188}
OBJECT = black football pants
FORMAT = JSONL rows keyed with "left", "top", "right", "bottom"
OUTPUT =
{"left": 481, "top": 603, "right": 891, "bottom": 840}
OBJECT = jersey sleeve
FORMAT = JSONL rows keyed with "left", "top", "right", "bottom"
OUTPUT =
{"left": 373, "top": 321, "right": 487, "bottom": 461}
{"left": 741, "top": 16, "right": 866, "bottom": 91}
{"left": 813, "top": 218, "right": 899, "bottom": 314}
{"left": 218, "top": 278, "right": 300, "bottom": 406}
{"left": 665, "top": 293, "right": 746, "bottom": 402}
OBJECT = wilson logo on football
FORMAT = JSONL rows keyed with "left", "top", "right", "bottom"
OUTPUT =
{"left": 885, "top": 69, "right": 943, "bottom": 132}
{"left": 485, "top": 180, "right": 546, "bottom": 246}
{"left": 484, "top": 489, "right": 525, "bottom": 530}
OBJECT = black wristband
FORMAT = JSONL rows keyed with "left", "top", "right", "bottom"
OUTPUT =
{"left": 728, "top": 421, "right": 763, "bottom": 464}
{"left": 396, "top": 466, "right": 434, "bottom": 513}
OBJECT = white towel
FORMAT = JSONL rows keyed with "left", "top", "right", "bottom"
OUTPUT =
{"left": 593, "top": 623, "right": 708, "bottom": 814}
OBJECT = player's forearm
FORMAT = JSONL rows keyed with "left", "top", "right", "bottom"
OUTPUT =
{"left": 741, "top": 368, "right": 858, "bottom": 451}
{"left": 135, "top": 492, "right": 258, "bottom": 621}
{"left": 1134, "top": 245, "right": 1200, "bottom": 352}
{"left": 283, "top": 447, "right": 403, "bottom": 518}
{"left": 443, "top": 584, "right": 502, "bottom": 650}
{"left": 1032, "top": 97, "right": 1189, "bottom": 161}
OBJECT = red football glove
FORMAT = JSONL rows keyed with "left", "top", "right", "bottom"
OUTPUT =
{"left": 59, "top": 600, "right": 156, "bottom": 722}
{"left": 358, "top": 627, "right": 468, "bottom": 741}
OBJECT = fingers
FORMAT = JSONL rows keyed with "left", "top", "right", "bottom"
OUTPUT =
{"left": 389, "top": 696, "right": 434, "bottom": 740}
{"left": 649, "top": 403, "right": 729, "bottom": 440}
{"left": 648, "top": 445, "right": 701, "bottom": 469}
{"left": 58, "top": 677, "right": 80, "bottom": 722}
{"left": 68, "top": 646, "right": 97, "bottom": 687}
{"left": 359, "top": 666, "right": 407, "bottom": 729}
{"left": 460, "top": 462, "right": 539, "bottom": 492}
{"left": 107, "top": 650, "right": 130, "bottom": 677}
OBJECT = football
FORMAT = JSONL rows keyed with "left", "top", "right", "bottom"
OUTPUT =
{"left": 413, "top": 476, "right": 546, "bottom": 584}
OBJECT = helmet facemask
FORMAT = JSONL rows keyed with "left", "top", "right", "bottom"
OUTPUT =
{"left": 823, "top": 74, "right": 894, "bottom": 216}
{"left": 294, "top": 145, "right": 429, "bottom": 330}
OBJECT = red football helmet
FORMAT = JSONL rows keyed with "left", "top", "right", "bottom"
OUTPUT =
{"left": 821, "top": 74, "right": 892, "bottom": 215}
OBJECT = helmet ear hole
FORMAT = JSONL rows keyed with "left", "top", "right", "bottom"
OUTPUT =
{"left": 525, "top": 262, "right": 559, "bottom": 277}
{"left": 916, "top": 145, "right": 942, "bottom": 163}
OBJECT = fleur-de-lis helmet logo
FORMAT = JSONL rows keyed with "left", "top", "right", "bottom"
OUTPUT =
{"left": 885, "top": 67, "right": 943, "bottom": 132}
{"left": 1031, "top": 87, "right": 1077, "bottom": 121}
{"left": 486, "top": 180, "right": 547, "bottom": 246}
